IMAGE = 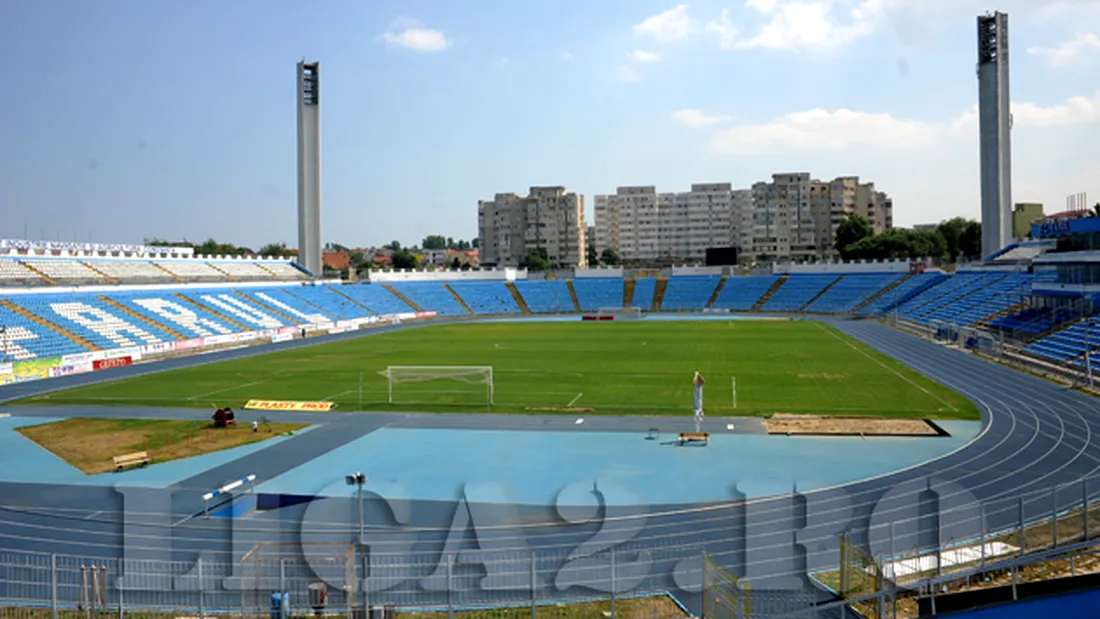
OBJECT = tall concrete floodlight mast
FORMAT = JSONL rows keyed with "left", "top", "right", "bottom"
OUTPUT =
{"left": 977, "top": 12, "right": 1012, "bottom": 260}
{"left": 296, "top": 60, "right": 322, "bottom": 277}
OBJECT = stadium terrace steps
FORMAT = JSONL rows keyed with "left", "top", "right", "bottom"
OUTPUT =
{"left": 852, "top": 274, "right": 911, "bottom": 313}
{"left": 798, "top": 276, "right": 843, "bottom": 312}
{"left": 327, "top": 286, "right": 379, "bottom": 316}
{"left": 152, "top": 262, "right": 186, "bottom": 283}
{"left": 565, "top": 280, "right": 582, "bottom": 312}
{"left": 706, "top": 276, "right": 728, "bottom": 309}
{"left": 752, "top": 275, "right": 788, "bottom": 311}
{"left": 18, "top": 262, "right": 56, "bottom": 285}
{"left": 652, "top": 278, "right": 668, "bottom": 311}
{"left": 381, "top": 284, "right": 424, "bottom": 312}
{"left": 233, "top": 290, "right": 298, "bottom": 324}
{"left": 98, "top": 295, "right": 184, "bottom": 340}
{"left": 571, "top": 278, "right": 626, "bottom": 312}
{"left": 623, "top": 278, "right": 636, "bottom": 308}
{"left": 980, "top": 300, "right": 1028, "bottom": 328}
{"left": 0, "top": 298, "right": 99, "bottom": 351}
{"left": 505, "top": 281, "right": 532, "bottom": 315}
{"left": 206, "top": 263, "right": 236, "bottom": 282}
{"left": 443, "top": 283, "right": 475, "bottom": 315}
{"left": 79, "top": 262, "right": 118, "bottom": 284}
{"left": 255, "top": 263, "right": 282, "bottom": 280}
{"left": 173, "top": 292, "right": 248, "bottom": 331}
{"left": 281, "top": 288, "right": 340, "bottom": 318}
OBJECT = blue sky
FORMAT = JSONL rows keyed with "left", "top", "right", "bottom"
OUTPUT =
{"left": 2, "top": 0, "right": 1098, "bottom": 250}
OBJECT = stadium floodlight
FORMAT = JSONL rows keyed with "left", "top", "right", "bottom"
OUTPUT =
{"left": 380, "top": 366, "right": 494, "bottom": 406}
{"left": 346, "top": 472, "right": 367, "bottom": 546}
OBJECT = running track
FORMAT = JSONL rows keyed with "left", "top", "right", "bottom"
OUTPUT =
{"left": 1, "top": 316, "right": 1098, "bottom": 615}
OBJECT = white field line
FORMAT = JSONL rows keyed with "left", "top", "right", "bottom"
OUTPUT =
{"left": 814, "top": 322, "right": 958, "bottom": 412}
{"left": 187, "top": 378, "right": 271, "bottom": 401}
{"left": 319, "top": 389, "right": 354, "bottom": 402}
{"left": 568, "top": 392, "right": 583, "bottom": 406}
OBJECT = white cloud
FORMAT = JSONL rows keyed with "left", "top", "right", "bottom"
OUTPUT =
{"left": 629, "top": 49, "right": 661, "bottom": 62}
{"left": 617, "top": 65, "right": 641, "bottom": 83}
{"left": 708, "top": 1, "right": 883, "bottom": 51}
{"left": 379, "top": 19, "right": 450, "bottom": 52}
{"left": 706, "top": 91, "right": 1100, "bottom": 154}
{"left": 1027, "top": 33, "right": 1100, "bottom": 66}
{"left": 672, "top": 109, "right": 733, "bottom": 126}
{"left": 634, "top": 4, "right": 692, "bottom": 42}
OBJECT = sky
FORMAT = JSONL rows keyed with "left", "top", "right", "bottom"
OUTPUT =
{"left": 1, "top": 0, "right": 1098, "bottom": 251}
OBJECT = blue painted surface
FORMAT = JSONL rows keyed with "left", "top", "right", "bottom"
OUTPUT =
{"left": 479, "top": 313, "right": 792, "bottom": 324}
{"left": 0, "top": 416, "right": 312, "bottom": 487}
{"left": 253, "top": 424, "right": 981, "bottom": 505}
{"left": 941, "top": 587, "right": 1100, "bottom": 618}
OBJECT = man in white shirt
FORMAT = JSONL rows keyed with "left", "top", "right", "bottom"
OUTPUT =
{"left": 693, "top": 371, "right": 705, "bottom": 432}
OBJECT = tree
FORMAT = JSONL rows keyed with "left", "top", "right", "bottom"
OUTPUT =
{"left": 586, "top": 244, "right": 598, "bottom": 266}
{"left": 834, "top": 215, "right": 873, "bottom": 259}
{"left": 349, "top": 251, "right": 365, "bottom": 264}
{"left": 1090, "top": 203, "right": 1100, "bottom": 218}
{"left": 959, "top": 221, "right": 982, "bottom": 259}
{"left": 520, "top": 248, "right": 550, "bottom": 271}
{"left": 451, "top": 257, "right": 461, "bottom": 270}
{"left": 472, "top": 238, "right": 480, "bottom": 249}
{"left": 422, "top": 235, "right": 447, "bottom": 250}
{"left": 390, "top": 250, "right": 417, "bottom": 269}
{"left": 600, "top": 248, "right": 621, "bottom": 266}
{"left": 388, "top": 240, "right": 402, "bottom": 252}
{"left": 936, "top": 217, "right": 969, "bottom": 262}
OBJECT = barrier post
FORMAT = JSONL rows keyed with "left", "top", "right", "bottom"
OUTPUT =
{"left": 198, "top": 558, "right": 205, "bottom": 619}
{"left": 50, "top": 553, "right": 58, "bottom": 619}
{"left": 1019, "top": 497, "right": 1025, "bottom": 556}
{"left": 530, "top": 553, "right": 537, "bottom": 619}
{"left": 610, "top": 548, "right": 617, "bottom": 619}
{"left": 1085, "top": 478, "right": 1090, "bottom": 541}
{"left": 447, "top": 554, "right": 455, "bottom": 619}
{"left": 1052, "top": 487, "right": 1059, "bottom": 548}
{"left": 980, "top": 504, "right": 987, "bottom": 567}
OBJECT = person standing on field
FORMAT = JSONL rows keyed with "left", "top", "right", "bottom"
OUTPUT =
{"left": 693, "top": 371, "right": 705, "bottom": 432}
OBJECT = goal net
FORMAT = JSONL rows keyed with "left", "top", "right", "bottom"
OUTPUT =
{"left": 596, "top": 307, "right": 645, "bottom": 319}
{"left": 379, "top": 366, "right": 494, "bottom": 405}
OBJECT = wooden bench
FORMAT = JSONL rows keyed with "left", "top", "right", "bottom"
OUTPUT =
{"left": 678, "top": 432, "right": 709, "bottom": 446}
{"left": 113, "top": 451, "right": 150, "bottom": 472}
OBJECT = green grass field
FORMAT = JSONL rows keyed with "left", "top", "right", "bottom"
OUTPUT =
{"left": 17, "top": 320, "right": 979, "bottom": 420}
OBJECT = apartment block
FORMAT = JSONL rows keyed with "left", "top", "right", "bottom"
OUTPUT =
{"left": 594, "top": 186, "right": 661, "bottom": 262}
{"left": 478, "top": 186, "right": 587, "bottom": 267}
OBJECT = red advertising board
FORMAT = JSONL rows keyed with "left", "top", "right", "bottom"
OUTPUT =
{"left": 93, "top": 356, "right": 132, "bottom": 371}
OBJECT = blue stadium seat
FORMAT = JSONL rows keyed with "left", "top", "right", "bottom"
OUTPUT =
{"left": 857, "top": 273, "right": 948, "bottom": 316}
{"left": 447, "top": 281, "right": 521, "bottom": 315}
{"left": 107, "top": 290, "right": 240, "bottom": 338}
{"left": 805, "top": 274, "right": 903, "bottom": 314}
{"left": 661, "top": 276, "right": 722, "bottom": 311}
{"left": 513, "top": 280, "right": 573, "bottom": 313}
{"left": 0, "top": 305, "right": 89, "bottom": 359}
{"left": 571, "top": 278, "right": 624, "bottom": 312}
{"left": 7, "top": 294, "right": 177, "bottom": 350}
{"left": 630, "top": 278, "right": 657, "bottom": 310}
{"left": 712, "top": 276, "right": 779, "bottom": 311}
{"left": 339, "top": 283, "right": 417, "bottom": 316}
{"left": 386, "top": 282, "right": 468, "bottom": 316}
{"left": 761, "top": 275, "right": 839, "bottom": 312}
{"left": 238, "top": 287, "right": 341, "bottom": 323}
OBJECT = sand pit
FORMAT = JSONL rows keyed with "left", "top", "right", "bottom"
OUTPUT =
{"left": 765, "top": 414, "right": 943, "bottom": 436}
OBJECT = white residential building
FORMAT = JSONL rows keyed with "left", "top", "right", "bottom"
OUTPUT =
{"left": 594, "top": 186, "right": 661, "bottom": 262}
{"left": 478, "top": 186, "right": 587, "bottom": 267}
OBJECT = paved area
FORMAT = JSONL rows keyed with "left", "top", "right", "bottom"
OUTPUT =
{"left": 0, "top": 315, "right": 1097, "bottom": 615}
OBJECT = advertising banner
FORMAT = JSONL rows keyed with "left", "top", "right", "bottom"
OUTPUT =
{"left": 271, "top": 333, "right": 295, "bottom": 344}
{"left": 278, "top": 326, "right": 300, "bottom": 336}
{"left": 176, "top": 338, "right": 205, "bottom": 350}
{"left": 204, "top": 334, "right": 236, "bottom": 346}
{"left": 243, "top": 399, "right": 337, "bottom": 412}
{"left": 61, "top": 352, "right": 99, "bottom": 366}
{"left": 140, "top": 341, "right": 176, "bottom": 356}
{"left": 49, "top": 361, "right": 93, "bottom": 378}
{"left": 0, "top": 362, "right": 13, "bottom": 376}
{"left": 0, "top": 357, "right": 61, "bottom": 386}
{"left": 93, "top": 356, "right": 132, "bottom": 371}
{"left": 102, "top": 347, "right": 141, "bottom": 361}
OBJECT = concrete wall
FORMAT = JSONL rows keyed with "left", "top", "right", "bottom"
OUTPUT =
{"left": 773, "top": 258, "right": 933, "bottom": 275}
{"left": 368, "top": 268, "right": 524, "bottom": 282}
{"left": 0, "top": 279, "right": 332, "bottom": 296}
{"left": 573, "top": 267, "right": 625, "bottom": 278}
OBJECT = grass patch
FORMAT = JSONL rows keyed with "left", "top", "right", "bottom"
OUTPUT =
{"left": 15, "top": 321, "right": 979, "bottom": 420}
{"left": 16, "top": 417, "right": 308, "bottom": 474}
{"left": 399, "top": 594, "right": 687, "bottom": 618}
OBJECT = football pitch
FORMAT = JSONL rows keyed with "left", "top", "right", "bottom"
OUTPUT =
{"left": 20, "top": 320, "right": 979, "bottom": 420}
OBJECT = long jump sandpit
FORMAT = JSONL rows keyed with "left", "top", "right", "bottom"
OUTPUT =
{"left": 765, "top": 413, "right": 949, "bottom": 437}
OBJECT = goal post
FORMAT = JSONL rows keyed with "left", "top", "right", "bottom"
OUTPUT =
{"left": 379, "top": 366, "right": 494, "bottom": 405}
{"left": 596, "top": 307, "right": 644, "bottom": 319}
{"left": 731, "top": 376, "right": 738, "bottom": 409}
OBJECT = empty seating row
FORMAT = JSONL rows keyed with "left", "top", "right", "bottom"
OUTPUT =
{"left": 513, "top": 280, "right": 574, "bottom": 313}
{"left": 0, "top": 258, "right": 307, "bottom": 285}
{"left": 339, "top": 283, "right": 417, "bottom": 316}
{"left": 661, "top": 276, "right": 722, "bottom": 311}
{"left": 761, "top": 275, "right": 839, "bottom": 312}
{"left": 630, "top": 278, "right": 657, "bottom": 310}
{"left": 386, "top": 282, "right": 468, "bottom": 316}
{"left": 895, "top": 272, "right": 1006, "bottom": 324}
{"left": 1024, "top": 316, "right": 1100, "bottom": 364}
{"left": 711, "top": 276, "right": 779, "bottom": 311}
{"left": 929, "top": 273, "right": 1033, "bottom": 327}
{"left": 448, "top": 281, "right": 521, "bottom": 315}
{"left": 856, "top": 273, "right": 948, "bottom": 316}
{"left": 806, "top": 273, "right": 904, "bottom": 314}
{"left": 989, "top": 306, "right": 1079, "bottom": 335}
{"left": 572, "top": 278, "right": 623, "bottom": 312}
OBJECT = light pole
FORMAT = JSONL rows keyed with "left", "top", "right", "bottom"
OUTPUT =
{"left": 345, "top": 472, "right": 367, "bottom": 543}
{"left": 1086, "top": 298, "right": 1095, "bottom": 389}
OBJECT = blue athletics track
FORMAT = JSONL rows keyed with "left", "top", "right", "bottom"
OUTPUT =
{"left": 1, "top": 315, "right": 1098, "bottom": 617}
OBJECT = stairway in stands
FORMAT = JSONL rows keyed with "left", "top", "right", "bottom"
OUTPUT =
{"left": 852, "top": 274, "right": 912, "bottom": 313}
{"left": 443, "top": 283, "right": 474, "bottom": 315}
{"left": 623, "top": 278, "right": 636, "bottom": 308}
{"left": 652, "top": 278, "right": 669, "bottom": 311}
{"left": 705, "top": 276, "right": 728, "bottom": 309}
{"left": 505, "top": 282, "right": 532, "bottom": 315}
{"left": 799, "top": 276, "right": 843, "bottom": 312}
{"left": 566, "top": 280, "right": 582, "bottom": 312}
{"left": 752, "top": 275, "right": 788, "bottom": 311}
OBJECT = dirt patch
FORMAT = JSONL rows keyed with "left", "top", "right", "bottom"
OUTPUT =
{"left": 765, "top": 415, "right": 942, "bottom": 436}
{"left": 525, "top": 406, "right": 596, "bottom": 413}
{"left": 17, "top": 418, "right": 308, "bottom": 474}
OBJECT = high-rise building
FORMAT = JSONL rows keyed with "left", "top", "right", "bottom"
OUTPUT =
{"left": 1013, "top": 202, "right": 1043, "bottom": 239}
{"left": 594, "top": 186, "right": 660, "bottom": 262}
{"left": 296, "top": 60, "right": 322, "bottom": 277}
{"left": 477, "top": 186, "right": 587, "bottom": 267}
{"left": 977, "top": 11, "right": 1013, "bottom": 259}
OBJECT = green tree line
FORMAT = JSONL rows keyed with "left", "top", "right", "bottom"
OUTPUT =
{"left": 834, "top": 216, "right": 982, "bottom": 262}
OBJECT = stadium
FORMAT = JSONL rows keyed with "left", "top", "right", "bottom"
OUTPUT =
{"left": 3, "top": 10, "right": 1100, "bottom": 619}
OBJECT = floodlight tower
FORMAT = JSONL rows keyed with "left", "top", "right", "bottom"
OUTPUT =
{"left": 977, "top": 12, "right": 1012, "bottom": 260}
{"left": 296, "top": 60, "right": 322, "bottom": 277}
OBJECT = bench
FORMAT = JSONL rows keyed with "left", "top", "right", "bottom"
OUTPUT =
{"left": 113, "top": 451, "right": 150, "bottom": 472}
{"left": 678, "top": 432, "right": 709, "bottom": 445}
